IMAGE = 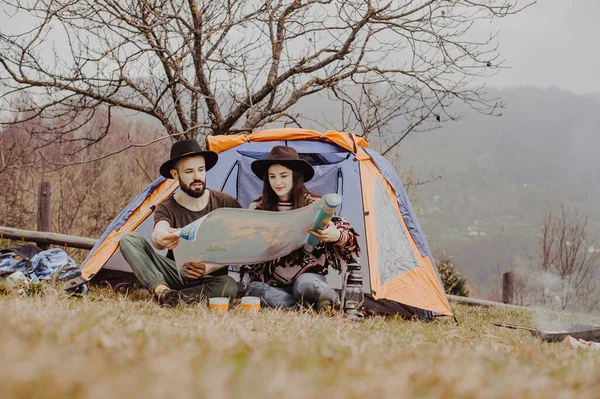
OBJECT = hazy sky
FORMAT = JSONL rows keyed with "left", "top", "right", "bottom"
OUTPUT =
{"left": 479, "top": 0, "right": 599, "bottom": 94}
{"left": 1, "top": 0, "right": 598, "bottom": 95}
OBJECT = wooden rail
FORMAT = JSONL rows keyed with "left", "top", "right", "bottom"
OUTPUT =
{"left": 0, "top": 226, "right": 97, "bottom": 250}
{"left": 447, "top": 294, "right": 526, "bottom": 310}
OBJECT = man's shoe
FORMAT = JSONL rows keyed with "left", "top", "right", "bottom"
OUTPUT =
{"left": 157, "top": 288, "right": 200, "bottom": 307}
{"left": 157, "top": 289, "right": 183, "bottom": 307}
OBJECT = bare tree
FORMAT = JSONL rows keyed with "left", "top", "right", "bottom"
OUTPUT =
{"left": 0, "top": 108, "right": 39, "bottom": 174}
{"left": 535, "top": 204, "right": 600, "bottom": 311}
{"left": 0, "top": 0, "right": 533, "bottom": 158}
{"left": 536, "top": 204, "right": 558, "bottom": 306}
{"left": 0, "top": 111, "right": 166, "bottom": 237}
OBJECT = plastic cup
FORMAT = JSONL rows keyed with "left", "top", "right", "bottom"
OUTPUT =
{"left": 240, "top": 296, "right": 261, "bottom": 313}
{"left": 209, "top": 297, "right": 229, "bottom": 312}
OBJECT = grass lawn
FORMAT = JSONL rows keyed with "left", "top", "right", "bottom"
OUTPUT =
{"left": 1, "top": 285, "right": 599, "bottom": 398}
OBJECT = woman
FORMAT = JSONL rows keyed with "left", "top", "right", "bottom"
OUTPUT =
{"left": 241, "top": 145, "right": 360, "bottom": 310}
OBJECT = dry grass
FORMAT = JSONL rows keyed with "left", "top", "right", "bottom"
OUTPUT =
{"left": 1, "top": 285, "right": 599, "bottom": 399}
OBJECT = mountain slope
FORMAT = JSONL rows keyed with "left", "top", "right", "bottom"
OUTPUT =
{"left": 397, "top": 87, "right": 600, "bottom": 295}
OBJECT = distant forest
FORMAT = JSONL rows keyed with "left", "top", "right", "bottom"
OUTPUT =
{"left": 396, "top": 87, "right": 600, "bottom": 297}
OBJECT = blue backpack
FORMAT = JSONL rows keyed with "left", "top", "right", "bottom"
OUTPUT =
{"left": 0, "top": 244, "right": 81, "bottom": 283}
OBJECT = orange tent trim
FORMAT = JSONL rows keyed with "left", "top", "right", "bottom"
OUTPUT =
{"left": 207, "top": 129, "right": 368, "bottom": 154}
{"left": 357, "top": 147, "right": 452, "bottom": 315}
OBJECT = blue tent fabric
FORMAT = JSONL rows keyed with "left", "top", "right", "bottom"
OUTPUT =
{"left": 363, "top": 148, "right": 433, "bottom": 260}
{"left": 114, "top": 177, "right": 167, "bottom": 231}
{"left": 236, "top": 154, "right": 341, "bottom": 208}
{"left": 221, "top": 140, "right": 344, "bottom": 154}
{"left": 237, "top": 150, "right": 348, "bottom": 165}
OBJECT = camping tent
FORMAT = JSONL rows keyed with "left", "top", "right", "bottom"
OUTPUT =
{"left": 67, "top": 129, "right": 452, "bottom": 318}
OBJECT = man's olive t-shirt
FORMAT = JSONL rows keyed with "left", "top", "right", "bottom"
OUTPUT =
{"left": 154, "top": 190, "right": 241, "bottom": 262}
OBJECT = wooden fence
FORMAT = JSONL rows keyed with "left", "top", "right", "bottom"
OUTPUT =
{"left": 0, "top": 226, "right": 96, "bottom": 250}
{"left": 0, "top": 182, "right": 96, "bottom": 250}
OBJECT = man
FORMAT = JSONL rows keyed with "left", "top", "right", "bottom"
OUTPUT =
{"left": 120, "top": 139, "right": 241, "bottom": 306}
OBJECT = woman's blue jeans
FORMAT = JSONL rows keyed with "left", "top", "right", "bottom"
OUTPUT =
{"left": 246, "top": 273, "right": 339, "bottom": 309}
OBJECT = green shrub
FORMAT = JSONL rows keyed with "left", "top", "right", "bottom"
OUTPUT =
{"left": 437, "top": 256, "right": 469, "bottom": 297}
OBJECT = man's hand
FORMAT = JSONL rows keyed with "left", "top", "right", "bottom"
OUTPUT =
{"left": 182, "top": 262, "right": 206, "bottom": 279}
{"left": 309, "top": 221, "right": 342, "bottom": 243}
{"left": 153, "top": 227, "right": 181, "bottom": 250}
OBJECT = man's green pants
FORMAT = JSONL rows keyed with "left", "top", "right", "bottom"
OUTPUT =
{"left": 119, "top": 232, "right": 237, "bottom": 299}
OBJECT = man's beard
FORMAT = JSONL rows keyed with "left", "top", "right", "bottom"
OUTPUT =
{"left": 179, "top": 178, "right": 206, "bottom": 198}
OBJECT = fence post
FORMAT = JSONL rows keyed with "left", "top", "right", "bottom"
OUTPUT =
{"left": 37, "top": 182, "right": 52, "bottom": 250}
{"left": 502, "top": 271, "right": 514, "bottom": 305}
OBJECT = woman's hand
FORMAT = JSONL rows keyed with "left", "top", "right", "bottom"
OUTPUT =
{"left": 182, "top": 262, "right": 206, "bottom": 279}
{"left": 309, "top": 221, "right": 342, "bottom": 243}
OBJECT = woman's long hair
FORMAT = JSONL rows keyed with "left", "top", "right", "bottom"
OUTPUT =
{"left": 261, "top": 167, "right": 313, "bottom": 211}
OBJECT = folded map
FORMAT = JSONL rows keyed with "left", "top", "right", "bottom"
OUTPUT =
{"left": 173, "top": 194, "right": 341, "bottom": 275}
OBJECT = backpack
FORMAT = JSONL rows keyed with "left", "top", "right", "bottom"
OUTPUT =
{"left": 0, "top": 244, "right": 82, "bottom": 283}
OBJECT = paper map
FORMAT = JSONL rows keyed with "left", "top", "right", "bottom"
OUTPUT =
{"left": 173, "top": 194, "right": 340, "bottom": 273}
